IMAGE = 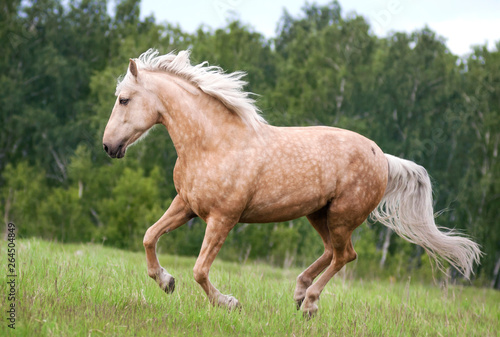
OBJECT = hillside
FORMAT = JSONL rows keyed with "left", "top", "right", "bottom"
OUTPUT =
{"left": 1, "top": 239, "right": 498, "bottom": 336}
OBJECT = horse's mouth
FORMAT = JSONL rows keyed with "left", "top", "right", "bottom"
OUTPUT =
{"left": 115, "top": 144, "right": 126, "bottom": 158}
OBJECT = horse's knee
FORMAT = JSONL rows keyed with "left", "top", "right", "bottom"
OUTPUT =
{"left": 193, "top": 266, "right": 208, "bottom": 284}
{"left": 143, "top": 230, "right": 155, "bottom": 250}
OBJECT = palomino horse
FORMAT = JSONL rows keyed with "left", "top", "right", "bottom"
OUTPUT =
{"left": 103, "top": 49, "right": 481, "bottom": 316}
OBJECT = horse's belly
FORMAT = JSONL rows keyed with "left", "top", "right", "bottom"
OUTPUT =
{"left": 239, "top": 186, "right": 329, "bottom": 223}
{"left": 240, "top": 205, "right": 322, "bottom": 223}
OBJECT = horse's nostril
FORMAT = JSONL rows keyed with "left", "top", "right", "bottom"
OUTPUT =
{"left": 103, "top": 144, "right": 109, "bottom": 153}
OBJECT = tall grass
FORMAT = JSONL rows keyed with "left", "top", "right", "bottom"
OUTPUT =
{"left": 1, "top": 238, "right": 498, "bottom": 336}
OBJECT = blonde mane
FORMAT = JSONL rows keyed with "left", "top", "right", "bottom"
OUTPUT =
{"left": 117, "top": 49, "right": 266, "bottom": 130}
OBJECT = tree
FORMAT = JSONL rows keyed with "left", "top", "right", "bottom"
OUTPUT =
{"left": 0, "top": 0, "right": 498, "bottom": 285}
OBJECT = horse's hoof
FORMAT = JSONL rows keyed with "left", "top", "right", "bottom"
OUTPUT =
{"left": 295, "top": 298, "right": 304, "bottom": 310}
{"left": 217, "top": 294, "right": 241, "bottom": 311}
{"left": 155, "top": 267, "right": 175, "bottom": 294}
{"left": 226, "top": 295, "right": 241, "bottom": 311}
{"left": 229, "top": 297, "right": 242, "bottom": 312}
{"left": 164, "top": 277, "right": 175, "bottom": 294}
{"left": 300, "top": 299, "right": 318, "bottom": 319}
{"left": 302, "top": 309, "right": 317, "bottom": 320}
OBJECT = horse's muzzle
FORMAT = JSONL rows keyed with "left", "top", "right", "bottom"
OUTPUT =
{"left": 103, "top": 143, "right": 125, "bottom": 158}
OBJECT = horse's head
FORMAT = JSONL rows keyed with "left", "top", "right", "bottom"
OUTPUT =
{"left": 103, "top": 59, "right": 161, "bottom": 158}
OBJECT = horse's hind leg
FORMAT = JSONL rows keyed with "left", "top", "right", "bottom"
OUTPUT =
{"left": 300, "top": 205, "right": 361, "bottom": 316}
{"left": 294, "top": 207, "right": 333, "bottom": 309}
{"left": 143, "top": 195, "right": 195, "bottom": 293}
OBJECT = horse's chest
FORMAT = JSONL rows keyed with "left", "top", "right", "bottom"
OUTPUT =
{"left": 173, "top": 159, "right": 255, "bottom": 220}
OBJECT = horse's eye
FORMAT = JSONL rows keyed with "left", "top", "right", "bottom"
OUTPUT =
{"left": 119, "top": 98, "right": 130, "bottom": 105}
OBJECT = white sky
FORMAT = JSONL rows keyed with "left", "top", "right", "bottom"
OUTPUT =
{"left": 135, "top": 0, "right": 500, "bottom": 57}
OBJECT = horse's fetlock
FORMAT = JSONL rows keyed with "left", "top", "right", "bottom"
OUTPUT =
{"left": 147, "top": 269, "right": 158, "bottom": 279}
{"left": 305, "top": 289, "right": 319, "bottom": 302}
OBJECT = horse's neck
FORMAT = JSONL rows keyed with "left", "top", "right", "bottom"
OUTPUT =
{"left": 153, "top": 73, "right": 252, "bottom": 158}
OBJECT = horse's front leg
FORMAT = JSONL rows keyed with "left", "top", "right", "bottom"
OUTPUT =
{"left": 193, "top": 216, "right": 239, "bottom": 310}
{"left": 143, "top": 195, "right": 195, "bottom": 293}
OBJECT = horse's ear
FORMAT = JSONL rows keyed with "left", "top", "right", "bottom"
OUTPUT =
{"left": 129, "top": 59, "right": 138, "bottom": 78}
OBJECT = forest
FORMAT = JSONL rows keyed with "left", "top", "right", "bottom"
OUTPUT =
{"left": 1, "top": 0, "right": 499, "bottom": 287}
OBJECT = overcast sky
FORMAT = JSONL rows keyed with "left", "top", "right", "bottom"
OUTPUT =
{"left": 135, "top": 0, "right": 500, "bottom": 57}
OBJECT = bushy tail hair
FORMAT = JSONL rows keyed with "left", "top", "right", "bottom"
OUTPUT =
{"left": 370, "top": 154, "right": 482, "bottom": 279}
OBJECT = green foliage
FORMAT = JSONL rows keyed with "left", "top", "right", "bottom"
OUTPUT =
{"left": 97, "top": 166, "right": 164, "bottom": 250}
{"left": 37, "top": 185, "right": 89, "bottom": 241}
{"left": 0, "top": 0, "right": 498, "bottom": 286}
{"left": 1, "top": 162, "right": 47, "bottom": 236}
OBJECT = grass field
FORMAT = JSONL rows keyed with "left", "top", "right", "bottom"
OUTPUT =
{"left": 1, "top": 238, "right": 499, "bottom": 336}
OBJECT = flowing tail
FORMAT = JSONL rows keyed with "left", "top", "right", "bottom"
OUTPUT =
{"left": 370, "top": 154, "right": 482, "bottom": 279}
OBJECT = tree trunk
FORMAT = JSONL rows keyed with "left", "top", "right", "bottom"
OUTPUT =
{"left": 380, "top": 227, "right": 392, "bottom": 268}
{"left": 491, "top": 256, "right": 500, "bottom": 289}
{"left": 3, "top": 188, "right": 13, "bottom": 240}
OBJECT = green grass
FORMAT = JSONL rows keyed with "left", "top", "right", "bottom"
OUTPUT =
{"left": 1, "top": 238, "right": 498, "bottom": 336}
